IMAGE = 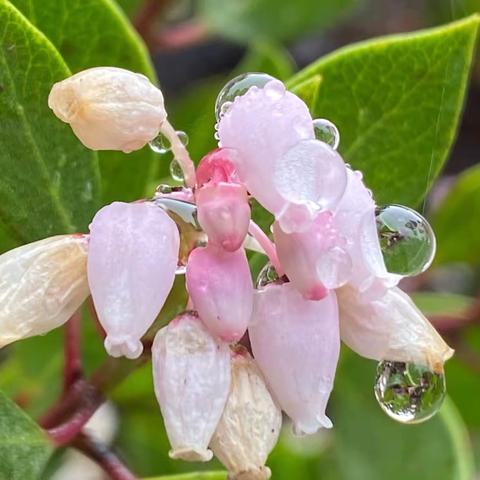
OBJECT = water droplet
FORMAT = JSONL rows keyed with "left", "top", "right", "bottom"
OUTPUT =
{"left": 312, "top": 119, "right": 340, "bottom": 150}
{"left": 169, "top": 159, "right": 184, "bottom": 182}
{"left": 176, "top": 130, "right": 189, "bottom": 146}
{"left": 256, "top": 263, "right": 281, "bottom": 289}
{"left": 156, "top": 184, "right": 173, "bottom": 194}
{"left": 374, "top": 361, "right": 446, "bottom": 424}
{"left": 149, "top": 132, "right": 171, "bottom": 154}
{"left": 376, "top": 205, "right": 436, "bottom": 276}
{"left": 215, "top": 72, "right": 275, "bottom": 121}
{"left": 153, "top": 198, "right": 206, "bottom": 273}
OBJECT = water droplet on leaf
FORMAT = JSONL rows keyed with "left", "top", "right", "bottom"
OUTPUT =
{"left": 169, "top": 159, "right": 184, "bottom": 182}
{"left": 215, "top": 72, "right": 275, "bottom": 121}
{"left": 376, "top": 205, "right": 436, "bottom": 276}
{"left": 313, "top": 119, "right": 340, "bottom": 150}
{"left": 374, "top": 360, "right": 446, "bottom": 424}
{"left": 149, "top": 132, "right": 171, "bottom": 154}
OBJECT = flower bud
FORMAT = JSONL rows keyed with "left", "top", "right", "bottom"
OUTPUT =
{"left": 210, "top": 347, "right": 282, "bottom": 480}
{"left": 249, "top": 283, "right": 340, "bottom": 435}
{"left": 152, "top": 313, "right": 231, "bottom": 462}
{"left": 48, "top": 67, "right": 166, "bottom": 153}
{"left": 186, "top": 244, "right": 253, "bottom": 342}
{"left": 88, "top": 201, "right": 179, "bottom": 359}
{"left": 337, "top": 286, "right": 454, "bottom": 373}
{"left": 0, "top": 235, "right": 89, "bottom": 347}
{"left": 196, "top": 182, "right": 250, "bottom": 252}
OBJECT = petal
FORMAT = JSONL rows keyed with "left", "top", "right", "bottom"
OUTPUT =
{"left": 88, "top": 201, "right": 179, "bottom": 359}
{"left": 186, "top": 245, "right": 253, "bottom": 342}
{"left": 196, "top": 182, "right": 250, "bottom": 252}
{"left": 249, "top": 283, "right": 340, "bottom": 434}
{"left": 0, "top": 235, "right": 89, "bottom": 347}
{"left": 211, "top": 347, "right": 282, "bottom": 480}
{"left": 49, "top": 67, "right": 166, "bottom": 153}
{"left": 218, "top": 80, "right": 314, "bottom": 218}
{"left": 152, "top": 313, "right": 231, "bottom": 462}
{"left": 337, "top": 286, "right": 454, "bottom": 372}
{"left": 273, "top": 212, "right": 352, "bottom": 299}
{"left": 196, "top": 148, "right": 239, "bottom": 187}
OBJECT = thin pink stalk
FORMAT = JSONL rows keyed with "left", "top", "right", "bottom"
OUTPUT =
{"left": 64, "top": 312, "right": 83, "bottom": 391}
{"left": 248, "top": 220, "right": 284, "bottom": 276}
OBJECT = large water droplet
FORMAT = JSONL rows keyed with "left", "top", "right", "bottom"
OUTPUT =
{"left": 149, "top": 132, "right": 171, "bottom": 154}
{"left": 215, "top": 72, "right": 275, "bottom": 121}
{"left": 313, "top": 119, "right": 340, "bottom": 150}
{"left": 376, "top": 205, "right": 436, "bottom": 276}
{"left": 153, "top": 198, "right": 206, "bottom": 273}
{"left": 256, "top": 263, "right": 282, "bottom": 289}
{"left": 169, "top": 159, "right": 184, "bottom": 182}
{"left": 374, "top": 360, "right": 446, "bottom": 424}
{"left": 176, "top": 130, "right": 189, "bottom": 146}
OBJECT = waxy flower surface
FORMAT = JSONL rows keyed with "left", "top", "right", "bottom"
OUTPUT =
{"left": 0, "top": 67, "right": 453, "bottom": 478}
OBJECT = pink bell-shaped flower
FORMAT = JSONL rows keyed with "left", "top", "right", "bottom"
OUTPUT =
{"left": 88, "top": 201, "right": 179, "bottom": 359}
{"left": 152, "top": 312, "right": 231, "bottom": 462}
{"left": 196, "top": 182, "right": 250, "bottom": 252}
{"left": 249, "top": 282, "right": 340, "bottom": 435}
{"left": 337, "top": 286, "right": 454, "bottom": 373}
{"left": 196, "top": 147, "right": 239, "bottom": 186}
{"left": 273, "top": 211, "right": 352, "bottom": 300}
{"left": 186, "top": 244, "right": 253, "bottom": 342}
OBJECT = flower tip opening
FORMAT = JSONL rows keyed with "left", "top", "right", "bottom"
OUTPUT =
{"left": 168, "top": 447, "right": 213, "bottom": 463}
{"left": 104, "top": 336, "right": 143, "bottom": 359}
{"left": 235, "top": 466, "right": 272, "bottom": 480}
{"left": 292, "top": 414, "right": 333, "bottom": 437}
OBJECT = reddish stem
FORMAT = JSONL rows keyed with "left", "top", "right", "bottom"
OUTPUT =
{"left": 153, "top": 20, "right": 209, "bottom": 51}
{"left": 73, "top": 433, "right": 137, "bottom": 480}
{"left": 64, "top": 312, "right": 83, "bottom": 391}
{"left": 248, "top": 220, "right": 284, "bottom": 276}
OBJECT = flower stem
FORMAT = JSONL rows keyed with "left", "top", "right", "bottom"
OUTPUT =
{"left": 63, "top": 311, "right": 83, "bottom": 391}
{"left": 248, "top": 220, "right": 284, "bottom": 276}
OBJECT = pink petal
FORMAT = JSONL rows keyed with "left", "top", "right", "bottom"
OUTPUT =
{"left": 196, "top": 148, "right": 239, "bottom": 187}
{"left": 218, "top": 80, "right": 314, "bottom": 220}
{"left": 186, "top": 245, "right": 253, "bottom": 342}
{"left": 88, "top": 201, "right": 179, "bottom": 359}
{"left": 152, "top": 312, "right": 231, "bottom": 461}
{"left": 196, "top": 182, "right": 250, "bottom": 252}
{"left": 249, "top": 283, "right": 340, "bottom": 434}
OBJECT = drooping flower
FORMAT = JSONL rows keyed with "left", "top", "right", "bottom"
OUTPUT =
{"left": 210, "top": 347, "right": 282, "bottom": 480}
{"left": 186, "top": 244, "right": 253, "bottom": 342}
{"left": 88, "top": 201, "right": 179, "bottom": 359}
{"left": 152, "top": 312, "right": 231, "bottom": 462}
{"left": 49, "top": 67, "right": 166, "bottom": 153}
{"left": 0, "top": 235, "right": 89, "bottom": 348}
{"left": 249, "top": 282, "right": 340, "bottom": 435}
{"left": 337, "top": 285, "right": 454, "bottom": 373}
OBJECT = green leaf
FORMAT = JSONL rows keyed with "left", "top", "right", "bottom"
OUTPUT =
{"left": 288, "top": 15, "right": 480, "bottom": 207}
{"left": 11, "top": 0, "right": 158, "bottom": 203}
{"left": 432, "top": 164, "right": 480, "bottom": 265}
{"left": 0, "top": 390, "right": 53, "bottom": 480}
{"left": 411, "top": 291, "right": 474, "bottom": 317}
{"left": 0, "top": 0, "right": 100, "bottom": 247}
{"left": 290, "top": 74, "right": 322, "bottom": 113}
{"left": 198, "top": 0, "right": 356, "bottom": 43}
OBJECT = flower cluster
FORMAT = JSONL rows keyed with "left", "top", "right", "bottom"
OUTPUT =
{"left": 0, "top": 67, "right": 453, "bottom": 479}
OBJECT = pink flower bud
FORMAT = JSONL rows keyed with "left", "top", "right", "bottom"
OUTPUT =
{"left": 211, "top": 347, "right": 282, "bottom": 480}
{"left": 152, "top": 313, "right": 231, "bottom": 462}
{"left": 186, "top": 245, "right": 253, "bottom": 342}
{"left": 249, "top": 283, "right": 340, "bottom": 435}
{"left": 88, "top": 202, "right": 179, "bottom": 359}
{"left": 196, "top": 182, "right": 250, "bottom": 252}
{"left": 49, "top": 67, "right": 166, "bottom": 153}
{"left": 0, "top": 235, "right": 89, "bottom": 347}
{"left": 273, "top": 211, "right": 352, "bottom": 300}
{"left": 338, "top": 286, "right": 454, "bottom": 372}
{"left": 196, "top": 148, "right": 239, "bottom": 187}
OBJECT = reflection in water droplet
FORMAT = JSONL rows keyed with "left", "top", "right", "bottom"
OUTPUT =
{"left": 176, "top": 130, "right": 189, "bottom": 146}
{"left": 256, "top": 262, "right": 282, "bottom": 289}
{"left": 374, "top": 360, "right": 446, "bottom": 424}
{"left": 149, "top": 132, "right": 171, "bottom": 154}
{"left": 312, "top": 118, "right": 340, "bottom": 150}
{"left": 169, "top": 159, "right": 184, "bottom": 182}
{"left": 215, "top": 72, "right": 275, "bottom": 121}
{"left": 153, "top": 198, "right": 207, "bottom": 274}
{"left": 376, "top": 205, "right": 436, "bottom": 276}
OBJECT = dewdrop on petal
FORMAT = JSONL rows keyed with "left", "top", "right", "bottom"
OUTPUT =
{"left": 249, "top": 283, "right": 340, "bottom": 435}
{"left": 0, "top": 235, "right": 89, "bottom": 348}
{"left": 337, "top": 286, "right": 454, "bottom": 373}
{"left": 48, "top": 67, "right": 166, "bottom": 153}
{"left": 88, "top": 202, "right": 179, "bottom": 359}
{"left": 152, "top": 313, "right": 231, "bottom": 462}
{"left": 210, "top": 347, "right": 282, "bottom": 480}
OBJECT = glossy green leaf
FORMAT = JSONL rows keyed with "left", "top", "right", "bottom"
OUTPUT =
{"left": 198, "top": 0, "right": 356, "bottom": 43}
{"left": 11, "top": 0, "right": 158, "bottom": 203}
{"left": 432, "top": 164, "right": 480, "bottom": 265}
{"left": 0, "top": 390, "right": 53, "bottom": 480}
{"left": 0, "top": 0, "right": 100, "bottom": 247}
{"left": 289, "top": 16, "right": 480, "bottom": 207}
{"left": 412, "top": 291, "right": 474, "bottom": 317}
{"left": 290, "top": 74, "right": 322, "bottom": 113}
